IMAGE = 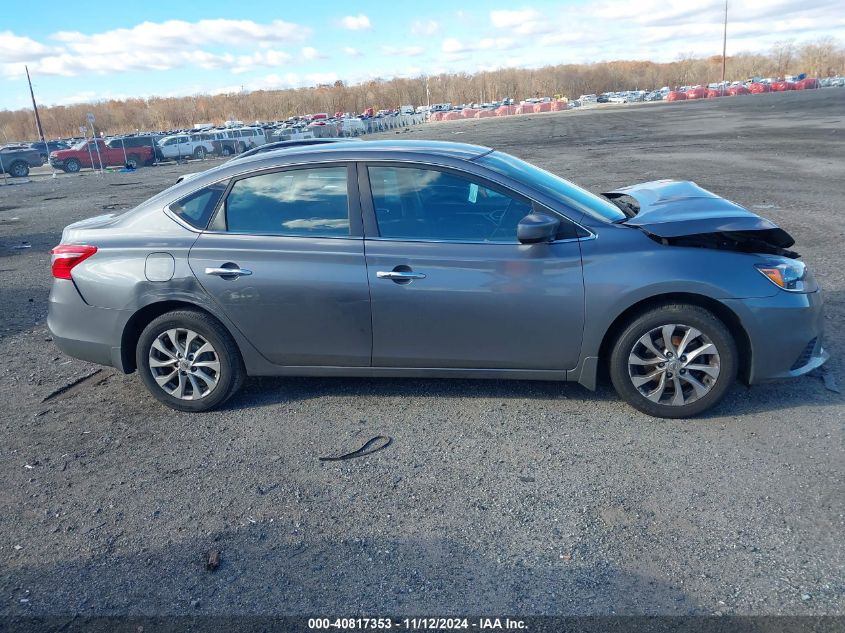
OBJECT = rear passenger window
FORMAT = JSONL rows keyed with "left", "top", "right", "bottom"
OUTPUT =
{"left": 224, "top": 166, "right": 350, "bottom": 237}
{"left": 169, "top": 182, "right": 227, "bottom": 229}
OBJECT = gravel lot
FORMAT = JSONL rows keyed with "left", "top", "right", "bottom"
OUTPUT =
{"left": 1, "top": 90, "right": 843, "bottom": 620}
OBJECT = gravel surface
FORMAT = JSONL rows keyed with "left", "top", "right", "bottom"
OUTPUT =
{"left": 0, "top": 89, "right": 842, "bottom": 618}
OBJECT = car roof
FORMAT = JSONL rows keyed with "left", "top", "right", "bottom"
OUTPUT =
{"left": 227, "top": 139, "right": 492, "bottom": 168}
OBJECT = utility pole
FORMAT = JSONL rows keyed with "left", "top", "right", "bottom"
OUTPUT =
{"left": 721, "top": 0, "right": 728, "bottom": 84}
{"left": 25, "top": 65, "right": 47, "bottom": 144}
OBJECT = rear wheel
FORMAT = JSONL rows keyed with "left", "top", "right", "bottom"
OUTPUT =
{"left": 64, "top": 158, "right": 81, "bottom": 173}
{"left": 136, "top": 310, "right": 245, "bottom": 412}
{"left": 9, "top": 161, "right": 29, "bottom": 177}
{"left": 220, "top": 146, "right": 232, "bottom": 157}
{"left": 193, "top": 146, "right": 206, "bottom": 160}
{"left": 126, "top": 154, "right": 142, "bottom": 169}
{"left": 609, "top": 304, "right": 737, "bottom": 418}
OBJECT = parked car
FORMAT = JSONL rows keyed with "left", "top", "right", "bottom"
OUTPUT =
{"left": 29, "top": 140, "right": 70, "bottom": 160}
{"left": 49, "top": 139, "right": 153, "bottom": 172}
{"left": 157, "top": 134, "right": 211, "bottom": 161}
{"left": 47, "top": 141, "right": 827, "bottom": 418}
{"left": 107, "top": 135, "right": 163, "bottom": 164}
{"left": 596, "top": 94, "right": 610, "bottom": 103}
{"left": 0, "top": 144, "right": 44, "bottom": 177}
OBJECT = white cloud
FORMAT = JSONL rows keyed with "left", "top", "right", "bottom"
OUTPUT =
{"left": 0, "top": 31, "right": 54, "bottom": 63}
{"left": 301, "top": 46, "right": 325, "bottom": 60}
{"left": 411, "top": 19, "right": 440, "bottom": 36}
{"left": 0, "top": 18, "right": 311, "bottom": 78}
{"left": 382, "top": 45, "right": 425, "bottom": 57}
{"left": 231, "top": 50, "right": 293, "bottom": 74}
{"left": 343, "top": 47, "right": 363, "bottom": 57}
{"left": 340, "top": 14, "right": 372, "bottom": 31}
{"left": 53, "top": 19, "right": 309, "bottom": 55}
{"left": 489, "top": 8, "right": 554, "bottom": 35}
{"left": 441, "top": 37, "right": 514, "bottom": 54}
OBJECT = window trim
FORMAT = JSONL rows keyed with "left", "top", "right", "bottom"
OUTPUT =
{"left": 359, "top": 161, "right": 594, "bottom": 245}
{"left": 167, "top": 181, "right": 228, "bottom": 230}
{"left": 204, "top": 162, "right": 362, "bottom": 239}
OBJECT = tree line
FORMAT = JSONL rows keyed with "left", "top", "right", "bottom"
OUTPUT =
{"left": 1, "top": 37, "right": 842, "bottom": 142}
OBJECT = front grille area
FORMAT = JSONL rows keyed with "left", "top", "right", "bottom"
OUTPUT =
{"left": 790, "top": 337, "right": 818, "bottom": 371}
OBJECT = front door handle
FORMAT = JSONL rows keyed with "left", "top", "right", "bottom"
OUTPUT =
{"left": 377, "top": 271, "right": 426, "bottom": 280}
{"left": 205, "top": 266, "right": 253, "bottom": 278}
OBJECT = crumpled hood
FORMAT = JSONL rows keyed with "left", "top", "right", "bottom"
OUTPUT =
{"left": 603, "top": 180, "right": 794, "bottom": 248}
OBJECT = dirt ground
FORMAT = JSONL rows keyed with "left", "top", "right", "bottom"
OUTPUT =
{"left": 0, "top": 89, "right": 843, "bottom": 622}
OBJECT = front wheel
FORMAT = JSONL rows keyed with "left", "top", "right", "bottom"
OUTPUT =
{"left": 136, "top": 310, "right": 245, "bottom": 412}
{"left": 64, "top": 158, "right": 81, "bottom": 173}
{"left": 194, "top": 146, "right": 206, "bottom": 160}
{"left": 9, "top": 161, "right": 29, "bottom": 177}
{"left": 609, "top": 304, "right": 738, "bottom": 418}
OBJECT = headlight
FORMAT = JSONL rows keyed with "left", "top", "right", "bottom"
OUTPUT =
{"left": 755, "top": 259, "right": 806, "bottom": 292}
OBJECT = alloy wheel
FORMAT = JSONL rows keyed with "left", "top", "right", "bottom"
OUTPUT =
{"left": 627, "top": 323, "right": 721, "bottom": 406}
{"left": 148, "top": 328, "right": 220, "bottom": 400}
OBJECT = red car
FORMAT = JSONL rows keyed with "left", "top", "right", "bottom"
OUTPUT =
{"left": 749, "top": 83, "right": 771, "bottom": 94}
{"left": 686, "top": 87, "right": 707, "bottom": 99}
{"left": 771, "top": 81, "right": 796, "bottom": 92}
{"left": 666, "top": 91, "right": 687, "bottom": 101}
{"left": 49, "top": 139, "right": 153, "bottom": 173}
{"left": 706, "top": 87, "right": 728, "bottom": 98}
{"left": 728, "top": 85, "right": 751, "bottom": 96}
{"left": 795, "top": 78, "right": 820, "bottom": 90}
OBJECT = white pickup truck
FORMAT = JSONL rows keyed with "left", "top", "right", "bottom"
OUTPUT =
{"left": 157, "top": 134, "right": 212, "bottom": 160}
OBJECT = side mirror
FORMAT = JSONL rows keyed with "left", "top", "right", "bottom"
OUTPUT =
{"left": 517, "top": 213, "right": 560, "bottom": 244}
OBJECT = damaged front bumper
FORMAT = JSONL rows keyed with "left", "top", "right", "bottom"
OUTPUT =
{"left": 722, "top": 289, "right": 828, "bottom": 384}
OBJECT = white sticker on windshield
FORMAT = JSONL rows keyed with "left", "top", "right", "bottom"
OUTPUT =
{"left": 468, "top": 183, "right": 478, "bottom": 203}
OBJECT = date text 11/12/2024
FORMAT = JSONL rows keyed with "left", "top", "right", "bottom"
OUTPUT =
{"left": 308, "top": 617, "right": 527, "bottom": 630}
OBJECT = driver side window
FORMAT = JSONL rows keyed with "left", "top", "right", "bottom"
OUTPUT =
{"left": 368, "top": 166, "right": 532, "bottom": 242}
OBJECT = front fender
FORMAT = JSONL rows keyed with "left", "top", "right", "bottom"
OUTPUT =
{"left": 578, "top": 224, "right": 777, "bottom": 362}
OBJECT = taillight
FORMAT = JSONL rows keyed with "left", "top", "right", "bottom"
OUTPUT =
{"left": 50, "top": 245, "right": 97, "bottom": 280}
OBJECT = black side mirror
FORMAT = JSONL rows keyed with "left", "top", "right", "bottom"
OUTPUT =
{"left": 517, "top": 213, "right": 560, "bottom": 244}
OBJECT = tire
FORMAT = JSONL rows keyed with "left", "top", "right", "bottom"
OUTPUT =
{"left": 136, "top": 309, "right": 245, "bottom": 412}
{"left": 64, "top": 158, "right": 81, "bottom": 173}
{"left": 193, "top": 146, "right": 206, "bottom": 160}
{"left": 609, "top": 304, "right": 737, "bottom": 418}
{"left": 126, "top": 154, "right": 142, "bottom": 169}
{"left": 221, "top": 146, "right": 232, "bottom": 157}
{"left": 9, "top": 161, "right": 29, "bottom": 178}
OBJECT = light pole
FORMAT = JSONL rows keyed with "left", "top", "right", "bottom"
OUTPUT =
{"left": 721, "top": 0, "right": 728, "bottom": 84}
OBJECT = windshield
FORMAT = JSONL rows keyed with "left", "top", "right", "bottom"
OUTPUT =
{"left": 71, "top": 140, "right": 91, "bottom": 150}
{"left": 478, "top": 151, "right": 626, "bottom": 222}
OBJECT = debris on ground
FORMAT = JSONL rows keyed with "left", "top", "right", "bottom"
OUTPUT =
{"left": 206, "top": 549, "right": 221, "bottom": 572}
{"left": 319, "top": 436, "right": 392, "bottom": 462}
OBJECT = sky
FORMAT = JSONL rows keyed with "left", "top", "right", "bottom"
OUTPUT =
{"left": 1, "top": 0, "right": 842, "bottom": 111}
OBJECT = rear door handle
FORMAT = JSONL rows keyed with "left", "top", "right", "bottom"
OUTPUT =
{"left": 205, "top": 266, "right": 252, "bottom": 278}
{"left": 377, "top": 271, "right": 426, "bottom": 280}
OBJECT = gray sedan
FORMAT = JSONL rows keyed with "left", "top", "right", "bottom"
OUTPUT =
{"left": 47, "top": 141, "right": 827, "bottom": 418}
